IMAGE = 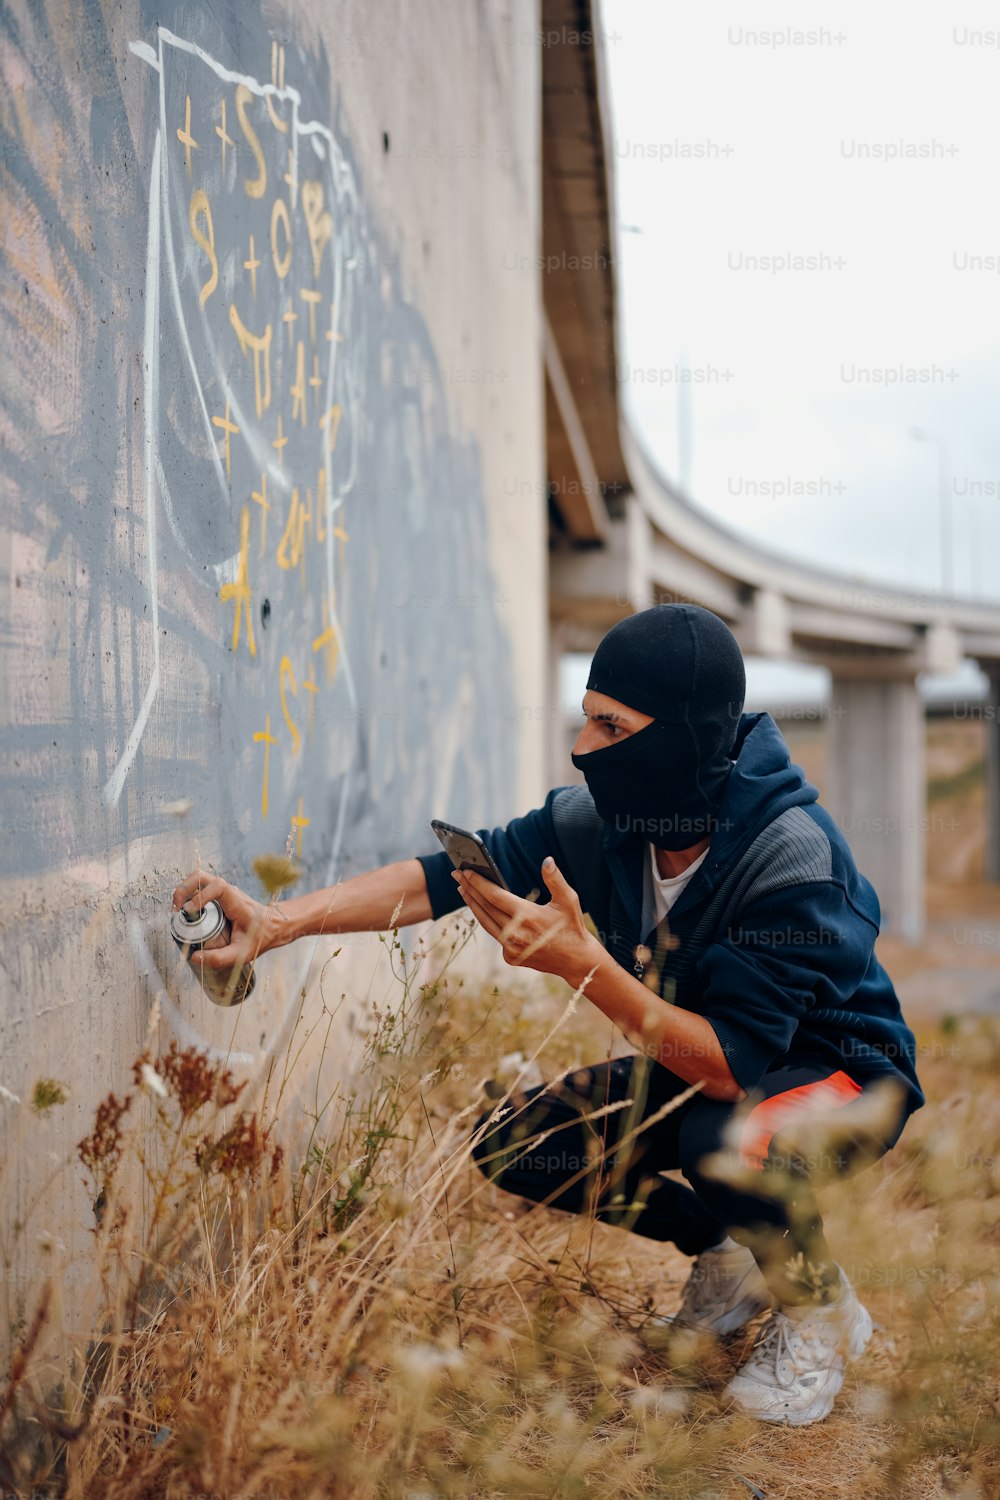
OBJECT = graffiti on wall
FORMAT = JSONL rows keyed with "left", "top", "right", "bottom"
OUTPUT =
{"left": 1, "top": 3, "right": 517, "bottom": 911}
{"left": 117, "top": 25, "right": 369, "bottom": 882}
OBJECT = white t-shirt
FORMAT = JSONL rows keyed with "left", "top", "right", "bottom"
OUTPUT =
{"left": 647, "top": 842, "right": 711, "bottom": 928}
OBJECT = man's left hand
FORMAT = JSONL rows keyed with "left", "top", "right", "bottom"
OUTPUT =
{"left": 451, "top": 857, "right": 602, "bottom": 986}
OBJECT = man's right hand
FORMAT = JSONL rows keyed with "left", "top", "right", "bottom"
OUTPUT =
{"left": 171, "top": 869, "right": 285, "bottom": 969}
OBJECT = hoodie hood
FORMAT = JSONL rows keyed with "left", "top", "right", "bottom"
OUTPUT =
{"left": 705, "top": 711, "right": 819, "bottom": 869}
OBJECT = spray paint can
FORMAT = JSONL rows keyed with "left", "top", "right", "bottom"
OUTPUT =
{"left": 169, "top": 901, "right": 256, "bottom": 1007}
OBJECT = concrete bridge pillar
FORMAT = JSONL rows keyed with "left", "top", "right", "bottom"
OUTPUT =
{"left": 984, "top": 665, "right": 1000, "bottom": 884}
{"left": 825, "top": 675, "right": 926, "bottom": 943}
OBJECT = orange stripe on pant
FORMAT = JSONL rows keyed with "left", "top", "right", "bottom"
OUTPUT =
{"left": 738, "top": 1070, "right": 863, "bottom": 1171}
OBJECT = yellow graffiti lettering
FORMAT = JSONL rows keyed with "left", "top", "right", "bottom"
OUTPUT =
{"left": 279, "top": 655, "right": 300, "bottom": 756}
{"left": 252, "top": 471, "right": 271, "bottom": 556}
{"left": 299, "top": 286, "right": 322, "bottom": 344}
{"left": 235, "top": 82, "right": 267, "bottom": 199}
{"left": 291, "top": 796, "right": 310, "bottom": 859}
{"left": 309, "top": 353, "right": 323, "bottom": 400}
{"left": 301, "top": 180, "right": 333, "bottom": 280}
{"left": 301, "top": 488, "right": 314, "bottom": 544}
{"left": 299, "top": 491, "right": 312, "bottom": 587}
{"left": 189, "top": 190, "right": 218, "bottom": 308}
{"left": 252, "top": 712, "right": 277, "bottom": 818}
{"left": 229, "top": 303, "right": 273, "bottom": 417}
{"left": 216, "top": 97, "right": 235, "bottom": 169}
{"left": 320, "top": 402, "right": 342, "bottom": 450}
{"left": 302, "top": 662, "right": 319, "bottom": 742}
{"left": 315, "top": 467, "right": 327, "bottom": 543}
{"left": 291, "top": 339, "right": 307, "bottom": 427}
{"left": 277, "top": 486, "right": 308, "bottom": 581}
{"left": 177, "top": 94, "right": 199, "bottom": 175}
{"left": 271, "top": 197, "right": 292, "bottom": 278}
{"left": 211, "top": 398, "right": 239, "bottom": 481}
{"left": 282, "top": 146, "right": 296, "bottom": 197}
{"left": 312, "top": 594, "right": 339, "bottom": 684}
{"left": 244, "top": 233, "right": 261, "bottom": 297}
{"left": 266, "top": 92, "right": 288, "bottom": 135}
{"left": 273, "top": 412, "right": 288, "bottom": 465}
{"left": 218, "top": 506, "right": 256, "bottom": 658}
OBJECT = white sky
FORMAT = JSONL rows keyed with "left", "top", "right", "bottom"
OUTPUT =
{"left": 601, "top": 0, "right": 1000, "bottom": 605}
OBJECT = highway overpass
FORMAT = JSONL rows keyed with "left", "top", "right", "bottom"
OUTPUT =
{"left": 539, "top": 0, "right": 1000, "bottom": 940}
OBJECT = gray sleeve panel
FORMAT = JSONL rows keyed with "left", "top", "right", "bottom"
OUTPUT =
{"left": 548, "top": 795, "right": 835, "bottom": 962}
{"left": 714, "top": 805, "right": 834, "bottom": 933}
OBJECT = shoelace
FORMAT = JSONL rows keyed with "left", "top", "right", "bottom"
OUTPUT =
{"left": 746, "top": 1309, "right": 847, "bottom": 1389}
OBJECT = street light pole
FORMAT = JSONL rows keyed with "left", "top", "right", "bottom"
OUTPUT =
{"left": 910, "top": 427, "right": 953, "bottom": 597}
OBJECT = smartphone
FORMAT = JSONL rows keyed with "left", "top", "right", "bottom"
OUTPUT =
{"left": 430, "top": 819, "right": 510, "bottom": 890}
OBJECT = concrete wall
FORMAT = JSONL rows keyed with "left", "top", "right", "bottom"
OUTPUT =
{"left": 0, "top": 0, "right": 545, "bottom": 1336}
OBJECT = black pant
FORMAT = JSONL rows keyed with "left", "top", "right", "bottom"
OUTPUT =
{"left": 470, "top": 1054, "right": 910, "bottom": 1306}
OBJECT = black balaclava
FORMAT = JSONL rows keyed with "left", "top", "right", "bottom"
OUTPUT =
{"left": 570, "top": 604, "right": 746, "bottom": 850}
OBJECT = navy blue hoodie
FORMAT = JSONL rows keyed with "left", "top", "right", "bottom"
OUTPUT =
{"left": 417, "top": 711, "right": 925, "bottom": 1119}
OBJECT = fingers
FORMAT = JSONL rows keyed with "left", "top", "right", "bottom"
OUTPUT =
{"left": 172, "top": 869, "right": 222, "bottom": 912}
{"left": 453, "top": 870, "right": 510, "bottom": 925}
{"left": 175, "top": 879, "right": 228, "bottom": 917}
{"left": 541, "top": 857, "right": 574, "bottom": 903}
{"left": 190, "top": 942, "right": 241, "bottom": 971}
{"left": 455, "top": 875, "right": 537, "bottom": 948}
{"left": 455, "top": 870, "right": 560, "bottom": 964}
{"left": 455, "top": 868, "right": 520, "bottom": 914}
{"left": 465, "top": 890, "right": 534, "bottom": 957}
{"left": 455, "top": 882, "right": 505, "bottom": 942}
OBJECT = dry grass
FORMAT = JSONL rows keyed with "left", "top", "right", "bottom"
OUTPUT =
{"left": 2, "top": 914, "right": 999, "bottom": 1500}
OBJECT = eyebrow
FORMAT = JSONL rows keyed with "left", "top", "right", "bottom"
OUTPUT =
{"left": 581, "top": 699, "right": 626, "bottom": 724}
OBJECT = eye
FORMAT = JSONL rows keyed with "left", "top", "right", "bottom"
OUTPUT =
{"left": 605, "top": 722, "right": 624, "bottom": 738}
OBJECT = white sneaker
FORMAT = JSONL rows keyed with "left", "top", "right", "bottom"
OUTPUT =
{"left": 659, "top": 1236, "right": 775, "bottom": 1337}
{"left": 722, "top": 1266, "right": 874, "bottom": 1425}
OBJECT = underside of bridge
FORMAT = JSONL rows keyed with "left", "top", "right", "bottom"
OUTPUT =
{"left": 540, "top": 0, "right": 1000, "bottom": 940}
